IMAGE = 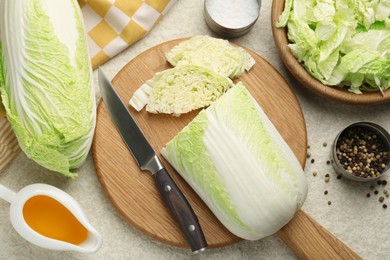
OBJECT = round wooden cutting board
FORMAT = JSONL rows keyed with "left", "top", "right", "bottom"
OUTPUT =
{"left": 92, "top": 39, "right": 307, "bottom": 249}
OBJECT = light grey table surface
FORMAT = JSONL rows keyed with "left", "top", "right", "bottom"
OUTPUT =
{"left": 1, "top": 0, "right": 390, "bottom": 259}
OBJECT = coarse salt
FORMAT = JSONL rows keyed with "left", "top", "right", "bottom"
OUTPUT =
{"left": 206, "top": 0, "right": 259, "bottom": 28}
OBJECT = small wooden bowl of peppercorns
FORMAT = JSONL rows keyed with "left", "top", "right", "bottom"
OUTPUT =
{"left": 331, "top": 122, "right": 390, "bottom": 182}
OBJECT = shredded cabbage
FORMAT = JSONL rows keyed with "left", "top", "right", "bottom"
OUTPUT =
{"left": 0, "top": 0, "right": 96, "bottom": 177}
{"left": 161, "top": 82, "right": 308, "bottom": 240}
{"left": 277, "top": 0, "right": 390, "bottom": 94}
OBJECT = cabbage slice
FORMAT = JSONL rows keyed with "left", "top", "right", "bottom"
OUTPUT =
{"left": 166, "top": 35, "right": 255, "bottom": 79}
{"left": 0, "top": 0, "right": 95, "bottom": 177}
{"left": 130, "top": 36, "right": 254, "bottom": 115}
{"left": 129, "top": 65, "right": 233, "bottom": 116}
{"left": 161, "top": 82, "right": 308, "bottom": 240}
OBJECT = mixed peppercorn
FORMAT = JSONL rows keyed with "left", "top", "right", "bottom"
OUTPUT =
{"left": 308, "top": 132, "right": 390, "bottom": 209}
{"left": 335, "top": 126, "right": 390, "bottom": 179}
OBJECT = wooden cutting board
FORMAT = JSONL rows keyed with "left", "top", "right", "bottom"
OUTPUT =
{"left": 92, "top": 39, "right": 360, "bottom": 258}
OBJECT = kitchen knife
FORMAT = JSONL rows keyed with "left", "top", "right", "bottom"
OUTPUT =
{"left": 98, "top": 68, "right": 208, "bottom": 253}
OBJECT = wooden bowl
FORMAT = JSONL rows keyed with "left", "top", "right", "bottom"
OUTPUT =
{"left": 271, "top": 0, "right": 390, "bottom": 105}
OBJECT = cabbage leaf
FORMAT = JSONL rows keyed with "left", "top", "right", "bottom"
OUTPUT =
{"left": 277, "top": 0, "right": 390, "bottom": 93}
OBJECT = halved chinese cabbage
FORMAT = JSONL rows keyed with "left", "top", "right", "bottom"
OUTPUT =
{"left": 161, "top": 82, "right": 308, "bottom": 240}
{"left": 129, "top": 65, "right": 233, "bottom": 116}
{"left": 166, "top": 35, "right": 255, "bottom": 79}
{"left": 0, "top": 0, "right": 95, "bottom": 177}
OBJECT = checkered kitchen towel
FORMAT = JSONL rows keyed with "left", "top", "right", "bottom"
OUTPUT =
{"left": 0, "top": 0, "right": 176, "bottom": 171}
{"left": 79, "top": 0, "right": 176, "bottom": 69}
{"left": 0, "top": 104, "right": 19, "bottom": 172}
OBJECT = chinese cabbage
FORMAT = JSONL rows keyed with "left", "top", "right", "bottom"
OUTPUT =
{"left": 0, "top": 0, "right": 96, "bottom": 177}
{"left": 161, "top": 82, "right": 308, "bottom": 240}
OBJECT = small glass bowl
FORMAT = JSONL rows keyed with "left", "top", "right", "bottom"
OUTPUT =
{"left": 331, "top": 122, "right": 390, "bottom": 182}
{"left": 204, "top": 0, "right": 261, "bottom": 38}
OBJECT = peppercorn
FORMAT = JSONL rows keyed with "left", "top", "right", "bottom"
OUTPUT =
{"left": 383, "top": 204, "right": 387, "bottom": 209}
{"left": 337, "top": 175, "right": 342, "bottom": 180}
{"left": 311, "top": 158, "right": 315, "bottom": 164}
{"left": 379, "top": 196, "right": 385, "bottom": 203}
{"left": 374, "top": 190, "right": 379, "bottom": 195}
{"left": 367, "top": 193, "right": 371, "bottom": 198}
{"left": 313, "top": 171, "right": 317, "bottom": 177}
{"left": 324, "top": 190, "right": 328, "bottom": 195}
{"left": 335, "top": 126, "right": 390, "bottom": 178}
{"left": 328, "top": 201, "right": 332, "bottom": 206}
{"left": 323, "top": 142, "right": 327, "bottom": 147}
{"left": 326, "top": 160, "right": 331, "bottom": 165}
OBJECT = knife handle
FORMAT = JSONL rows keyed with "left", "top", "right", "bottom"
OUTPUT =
{"left": 153, "top": 168, "right": 208, "bottom": 253}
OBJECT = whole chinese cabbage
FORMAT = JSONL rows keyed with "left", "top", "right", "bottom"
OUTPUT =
{"left": 161, "top": 82, "right": 308, "bottom": 240}
{"left": 0, "top": 0, "right": 96, "bottom": 178}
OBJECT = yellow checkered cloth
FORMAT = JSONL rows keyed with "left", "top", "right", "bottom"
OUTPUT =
{"left": 78, "top": 0, "right": 176, "bottom": 69}
{"left": 0, "top": 118, "right": 19, "bottom": 170}
{"left": 0, "top": 0, "right": 176, "bottom": 171}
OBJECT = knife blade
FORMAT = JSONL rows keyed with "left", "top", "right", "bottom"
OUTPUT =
{"left": 98, "top": 68, "right": 207, "bottom": 253}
